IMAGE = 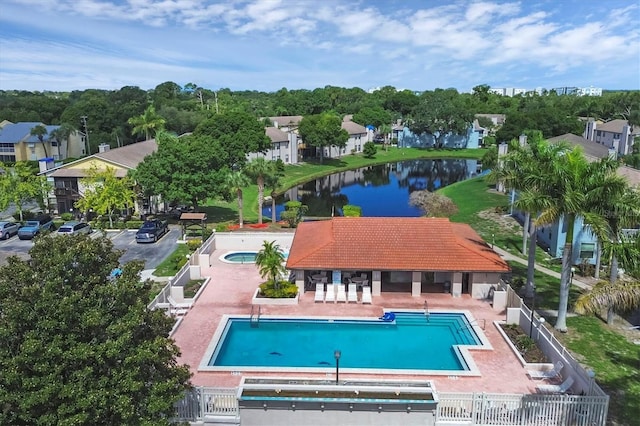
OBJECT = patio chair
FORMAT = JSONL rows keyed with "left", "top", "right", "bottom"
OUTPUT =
{"left": 325, "top": 283, "right": 336, "bottom": 303}
{"left": 336, "top": 284, "right": 347, "bottom": 303}
{"left": 347, "top": 284, "right": 358, "bottom": 303}
{"left": 362, "top": 286, "right": 372, "bottom": 304}
{"left": 314, "top": 283, "right": 325, "bottom": 303}
{"left": 527, "top": 361, "right": 564, "bottom": 380}
{"left": 536, "top": 376, "right": 574, "bottom": 394}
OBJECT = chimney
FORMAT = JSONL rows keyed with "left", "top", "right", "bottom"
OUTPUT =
{"left": 519, "top": 134, "right": 527, "bottom": 146}
{"left": 98, "top": 143, "right": 110, "bottom": 153}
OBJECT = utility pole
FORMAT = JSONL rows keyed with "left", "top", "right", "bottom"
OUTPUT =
{"left": 214, "top": 91, "right": 219, "bottom": 114}
{"left": 80, "top": 116, "right": 90, "bottom": 155}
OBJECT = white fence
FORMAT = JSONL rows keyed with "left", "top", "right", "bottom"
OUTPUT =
{"left": 173, "top": 388, "right": 608, "bottom": 425}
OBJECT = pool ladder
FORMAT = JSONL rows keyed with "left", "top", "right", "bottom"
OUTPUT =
{"left": 250, "top": 305, "right": 261, "bottom": 328}
{"left": 424, "top": 299, "right": 430, "bottom": 322}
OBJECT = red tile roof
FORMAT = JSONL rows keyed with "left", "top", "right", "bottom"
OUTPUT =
{"left": 286, "top": 217, "right": 510, "bottom": 272}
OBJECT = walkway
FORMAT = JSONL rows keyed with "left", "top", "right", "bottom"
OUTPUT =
{"left": 492, "top": 246, "right": 593, "bottom": 290}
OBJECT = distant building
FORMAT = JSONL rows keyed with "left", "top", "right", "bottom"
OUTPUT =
{"left": 578, "top": 86, "right": 603, "bottom": 96}
{"left": 583, "top": 119, "right": 638, "bottom": 156}
{"left": 0, "top": 121, "right": 84, "bottom": 162}
{"left": 488, "top": 88, "right": 526, "bottom": 97}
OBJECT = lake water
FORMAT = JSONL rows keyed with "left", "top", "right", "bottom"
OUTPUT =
{"left": 264, "top": 159, "right": 481, "bottom": 219}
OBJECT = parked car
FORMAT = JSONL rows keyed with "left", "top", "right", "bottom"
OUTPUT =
{"left": 373, "top": 134, "right": 385, "bottom": 143}
{"left": 17, "top": 214, "right": 55, "bottom": 240}
{"left": 0, "top": 221, "right": 20, "bottom": 240}
{"left": 57, "top": 221, "right": 92, "bottom": 235}
{"left": 135, "top": 219, "right": 168, "bottom": 243}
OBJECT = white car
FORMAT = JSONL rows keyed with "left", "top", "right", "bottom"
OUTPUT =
{"left": 0, "top": 221, "right": 20, "bottom": 240}
{"left": 57, "top": 221, "right": 92, "bottom": 235}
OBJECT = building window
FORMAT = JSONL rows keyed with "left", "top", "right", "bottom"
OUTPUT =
{"left": 579, "top": 243, "right": 596, "bottom": 259}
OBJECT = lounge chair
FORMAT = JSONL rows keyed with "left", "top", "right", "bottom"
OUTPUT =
{"left": 536, "top": 376, "right": 574, "bottom": 394}
{"left": 347, "top": 284, "right": 358, "bottom": 303}
{"left": 314, "top": 283, "right": 325, "bottom": 303}
{"left": 336, "top": 284, "right": 347, "bottom": 302}
{"left": 362, "top": 286, "right": 372, "bottom": 304}
{"left": 527, "top": 361, "right": 564, "bottom": 380}
{"left": 325, "top": 283, "right": 336, "bottom": 303}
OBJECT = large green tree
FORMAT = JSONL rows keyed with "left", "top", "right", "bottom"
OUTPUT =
{"left": 0, "top": 161, "right": 41, "bottom": 221}
{"left": 75, "top": 165, "right": 135, "bottom": 228}
{"left": 0, "top": 234, "right": 191, "bottom": 424}
{"left": 192, "top": 111, "right": 271, "bottom": 169}
{"left": 298, "top": 113, "right": 349, "bottom": 163}
{"left": 133, "top": 132, "right": 219, "bottom": 210}
{"left": 409, "top": 89, "right": 474, "bottom": 148}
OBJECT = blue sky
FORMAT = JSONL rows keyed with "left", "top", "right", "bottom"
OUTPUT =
{"left": 1, "top": 0, "right": 639, "bottom": 93}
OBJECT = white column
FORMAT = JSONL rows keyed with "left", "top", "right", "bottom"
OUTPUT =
{"left": 412, "top": 271, "right": 421, "bottom": 297}
{"left": 452, "top": 272, "right": 463, "bottom": 297}
{"left": 295, "top": 270, "right": 305, "bottom": 295}
{"left": 372, "top": 270, "right": 381, "bottom": 296}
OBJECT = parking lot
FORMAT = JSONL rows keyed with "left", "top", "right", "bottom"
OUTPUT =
{"left": 0, "top": 225, "right": 180, "bottom": 270}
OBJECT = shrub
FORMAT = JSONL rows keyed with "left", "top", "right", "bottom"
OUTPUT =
{"left": 342, "top": 205, "right": 362, "bottom": 217}
{"left": 363, "top": 141, "right": 377, "bottom": 158}
{"left": 60, "top": 212, "right": 73, "bottom": 221}
{"left": 259, "top": 280, "right": 298, "bottom": 298}
{"left": 186, "top": 239, "right": 202, "bottom": 252}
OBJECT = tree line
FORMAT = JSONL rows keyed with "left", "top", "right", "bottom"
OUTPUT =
{"left": 1, "top": 83, "right": 638, "bottom": 155}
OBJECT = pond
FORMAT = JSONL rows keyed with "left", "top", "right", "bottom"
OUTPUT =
{"left": 264, "top": 158, "right": 482, "bottom": 219}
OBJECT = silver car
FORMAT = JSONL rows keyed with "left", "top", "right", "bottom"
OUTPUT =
{"left": 57, "top": 221, "right": 92, "bottom": 235}
{"left": 0, "top": 221, "right": 20, "bottom": 240}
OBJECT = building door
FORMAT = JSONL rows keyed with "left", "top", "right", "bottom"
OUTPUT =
{"left": 462, "top": 273, "right": 471, "bottom": 294}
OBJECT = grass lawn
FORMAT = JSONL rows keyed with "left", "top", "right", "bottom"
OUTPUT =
{"left": 153, "top": 244, "right": 190, "bottom": 277}
{"left": 441, "top": 176, "right": 638, "bottom": 425}
{"left": 560, "top": 316, "right": 640, "bottom": 424}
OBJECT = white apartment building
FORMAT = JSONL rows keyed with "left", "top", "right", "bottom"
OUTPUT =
{"left": 583, "top": 119, "right": 638, "bottom": 156}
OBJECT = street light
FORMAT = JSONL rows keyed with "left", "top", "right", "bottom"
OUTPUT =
{"left": 334, "top": 350, "right": 341, "bottom": 385}
{"left": 570, "top": 267, "right": 576, "bottom": 286}
{"left": 587, "top": 369, "right": 596, "bottom": 395}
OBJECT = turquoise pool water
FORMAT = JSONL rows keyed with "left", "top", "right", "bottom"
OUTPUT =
{"left": 209, "top": 313, "right": 481, "bottom": 371}
{"left": 222, "top": 251, "right": 289, "bottom": 263}
{"left": 223, "top": 251, "right": 258, "bottom": 263}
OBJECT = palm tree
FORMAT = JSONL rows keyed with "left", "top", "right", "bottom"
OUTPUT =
{"left": 244, "top": 158, "right": 276, "bottom": 225}
{"left": 265, "top": 168, "right": 284, "bottom": 224}
{"left": 49, "top": 123, "right": 75, "bottom": 159}
{"left": 379, "top": 124, "right": 392, "bottom": 151}
{"left": 575, "top": 279, "right": 640, "bottom": 319}
{"left": 30, "top": 124, "right": 49, "bottom": 157}
{"left": 128, "top": 105, "right": 166, "bottom": 140}
{"left": 224, "top": 170, "right": 250, "bottom": 228}
{"left": 590, "top": 185, "right": 640, "bottom": 323}
{"left": 255, "top": 240, "right": 286, "bottom": 289}
{"left": 534, "top": 150, "right": 628, "bottom": 332}
{"left": 489, "top": 138, "right": 566, "bottom": 298}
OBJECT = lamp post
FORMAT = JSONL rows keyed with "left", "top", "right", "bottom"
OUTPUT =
{"left": 571, "top": 267, "right": 576, "bottom": 286}
{"left": 536, "top": 317, "right": 545, "bottom": 341}
{"left": 334, "top": 350, "right": 341, "bottom": 385}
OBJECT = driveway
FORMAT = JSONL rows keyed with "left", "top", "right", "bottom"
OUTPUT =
{"left": 0, "top": 225, "right": 180, "bottom": 270}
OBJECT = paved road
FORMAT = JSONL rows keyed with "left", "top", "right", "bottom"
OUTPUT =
{"left": 0, "top": 225, "right": 180, "bottom": 270}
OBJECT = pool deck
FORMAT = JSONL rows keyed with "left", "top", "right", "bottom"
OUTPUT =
{"left": 172, "top": 250, "right": 540, "bottom": 394}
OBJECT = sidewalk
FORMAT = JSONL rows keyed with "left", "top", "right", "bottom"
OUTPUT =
{"left": 492, "top": 246, "right": 593, "bottom": 290}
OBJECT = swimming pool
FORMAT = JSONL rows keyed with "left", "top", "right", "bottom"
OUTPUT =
{"left": 220, "top": 251, "right": 289, "bottom": 264}
{"left": 200, "top": 312, "right": 488, "bottom": 375}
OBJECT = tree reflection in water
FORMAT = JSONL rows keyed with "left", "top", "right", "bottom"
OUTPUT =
{"left": 264, "top": 159, "right": 479, "bottom": 219}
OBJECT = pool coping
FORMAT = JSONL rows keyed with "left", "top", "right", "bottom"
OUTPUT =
{"left": 198, "top": 309, "right": 491, "bottom": 377}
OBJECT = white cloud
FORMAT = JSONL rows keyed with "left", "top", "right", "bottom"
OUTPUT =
{"left": 0, "top": 0, "right": 638, "bottom": 91}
